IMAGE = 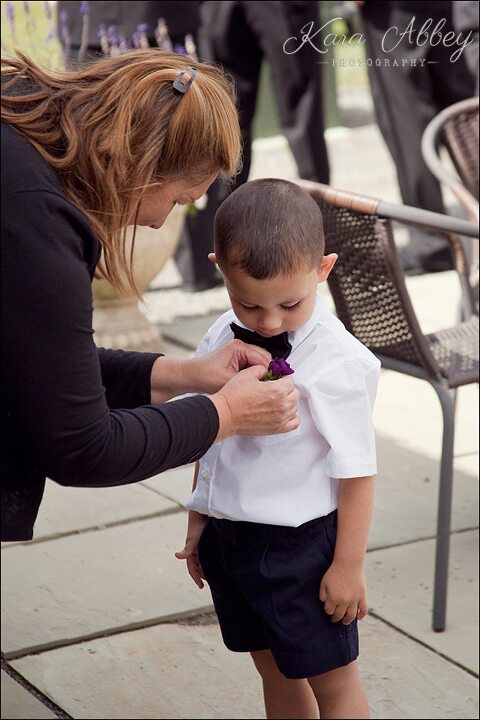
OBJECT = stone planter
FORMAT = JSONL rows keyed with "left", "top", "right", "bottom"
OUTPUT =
{"left": 92, "top": 205, "right": 186, "bottom": 351}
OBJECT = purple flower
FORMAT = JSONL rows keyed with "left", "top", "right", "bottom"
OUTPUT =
{"left": 262, "top": 358, "right": 294, "bottom": 381}
{"left": 79, "top": 1, "right": 90, "bottom": 15}
{"left": 6, "top": 1, "right": 16, "bottom": 40}
{"left": 174, "top": 43, "right": 186, "bottom": 54}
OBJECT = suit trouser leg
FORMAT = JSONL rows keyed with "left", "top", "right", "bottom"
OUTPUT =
{"left": 175, "top": 1, "right": 262, "bottom": 284}
{"left": 243, "top": 0, "right": 329, "bottom": 183}
{"left": 360, "top": 3, "right": 474, "bottom": 214}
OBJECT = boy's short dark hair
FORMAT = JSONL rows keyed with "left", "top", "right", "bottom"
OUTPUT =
{"left": 214, "top": 178, "right": 325, "bottom": 279}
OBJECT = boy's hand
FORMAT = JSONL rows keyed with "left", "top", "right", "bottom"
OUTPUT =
{"left": 175, "top": 511, "right": 208, "bottom": 589}
{"left": 319, "top": 561, "right": 368, "bottom": 624}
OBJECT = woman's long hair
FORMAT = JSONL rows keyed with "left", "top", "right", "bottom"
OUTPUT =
{"left": 1, "top": 50, "right": 241, "bottom": 295}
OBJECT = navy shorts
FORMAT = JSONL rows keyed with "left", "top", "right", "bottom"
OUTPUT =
{"left": 198, "top": 510, "right": 359, "bottom": 680}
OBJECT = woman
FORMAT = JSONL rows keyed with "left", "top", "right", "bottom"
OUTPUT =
{"left": 1, "top": 50, "right": 299, "bottom": 542}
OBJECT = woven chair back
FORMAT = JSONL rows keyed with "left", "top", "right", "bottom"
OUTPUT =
{"left": 442, "top": 102, "right": 479, "bottom": 200}
{"left": 306, "top": 189, "right": 441, "bottom": 377}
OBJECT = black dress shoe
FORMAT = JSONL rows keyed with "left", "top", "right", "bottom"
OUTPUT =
{"left": 420, "top": 247, "right": 454, "bottom": 273}
{"left": 181, "top": 275, "right": 225, "bottom": 292}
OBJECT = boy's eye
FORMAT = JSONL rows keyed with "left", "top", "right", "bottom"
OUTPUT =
{"left": 240, "top": 304, "right": 259, "bottom": 311}
{"left": 281, "top": 302, "right": 301, "bottom": 312}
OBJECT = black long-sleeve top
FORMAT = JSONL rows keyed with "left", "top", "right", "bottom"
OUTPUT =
{"left": 1, "top": 121, "right": 219, "bottom": 541}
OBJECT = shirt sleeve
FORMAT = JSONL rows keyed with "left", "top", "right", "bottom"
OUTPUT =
{"left": 1, "top": 189, "right": 219, "bottom": 487}
{"left": 302, "top": 358, "right": 380, "bottom": 479}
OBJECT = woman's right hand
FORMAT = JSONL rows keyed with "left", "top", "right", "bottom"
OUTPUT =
{"left": 209, "top": 365, "right": 299, "bottom": 441}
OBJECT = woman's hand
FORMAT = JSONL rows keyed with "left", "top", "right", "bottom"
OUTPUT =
{"left": 150, "top": 340, "right": 271, "bottom": 404}
{"left": 210, "top": 364, "right": 300, "bottom": 441}
{"left": 189, "top": 340, "right": 271, "bottom": 394}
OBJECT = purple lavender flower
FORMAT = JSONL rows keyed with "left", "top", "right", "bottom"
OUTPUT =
{"left": 97, "top": 23, "right": 109, "bottom": 55}
{"left": 155, "top": 17, "right": 172, "bottom": 51}
{"left": 118, "top": 33, "right": 128, "bottom": 54}
{"left": 137, "top": 23, "right": 149, "bottom": 48}
{"left": 262, "top": 358, "right": 295, "bottom": 381}
{"left": 108, "top": 25, "right": 120, "bottom": 56}
{"left": 59, "top": 9, "right": 71, "bottom": 66}
{"left": 174, "top": 44, "right": 186, "bottom": 55}
{"left": 132, "top": 30, "right": 141, "bottom": 49}
{"left": 44, "top": 1, "right": 55, "bottom": 45}
{"left": 78, "top": 1, "right": 91, "bottom": 63}
{"left": 184, "top": 34, "right": 198, "bottom": 60}
{"left": 6, "top": 1, "right": 16, "bottom": 42}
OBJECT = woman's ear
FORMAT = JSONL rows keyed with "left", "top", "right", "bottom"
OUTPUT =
{"left": 208, "top": 252, "right": 217, "bottom": 265}
{"left": 318, "top": 253, "right": 338, "bottom": 283}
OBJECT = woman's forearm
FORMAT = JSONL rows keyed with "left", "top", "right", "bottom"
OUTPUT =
{"left": 150, "top": 356, "right": 200, "bottom": 403}
{"left": 333, "top": 475, "right": 375, "bottom": 568}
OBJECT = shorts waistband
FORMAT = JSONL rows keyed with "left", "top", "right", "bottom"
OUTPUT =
{"left": 210, "top": 511, "right": 337, "bottom": 545}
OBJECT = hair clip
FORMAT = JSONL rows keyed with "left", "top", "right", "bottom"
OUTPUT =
{"left": 172, "top": 66, "right": 197, "bottom": 94}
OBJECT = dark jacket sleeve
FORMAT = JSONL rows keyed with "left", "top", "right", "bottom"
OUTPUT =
{"left": 1, "top": 188, "right": 219, "bottom": 488}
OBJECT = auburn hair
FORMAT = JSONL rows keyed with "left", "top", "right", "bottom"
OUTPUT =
{"left": 1, "top": 49, "right": 242, "bottom": 295}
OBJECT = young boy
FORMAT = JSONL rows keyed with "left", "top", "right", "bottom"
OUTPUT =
{"left": 176, "top": 178, "right": 380, "bottom": 719}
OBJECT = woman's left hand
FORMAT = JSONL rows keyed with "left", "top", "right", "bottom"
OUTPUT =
{"left": 191, "top": 340, "right": 271, "bottom": 394}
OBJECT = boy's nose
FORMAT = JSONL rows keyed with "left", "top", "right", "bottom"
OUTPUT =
{"left": 258, "top": 316, "right": 283, "bottom": 334}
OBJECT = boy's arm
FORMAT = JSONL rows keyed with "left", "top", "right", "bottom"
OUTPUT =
{"left": 319, "top": 475, "right": 375, "bottom": 624}
{"left": 175, "top": 461, "right": 209, "bottom": 589}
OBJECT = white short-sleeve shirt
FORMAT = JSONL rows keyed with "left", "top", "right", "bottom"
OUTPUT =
{"left": 186, "top": 292, "right": 381, "bottom": 527}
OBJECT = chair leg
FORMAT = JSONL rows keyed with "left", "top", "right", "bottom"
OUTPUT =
{"left": 431, "top": 380, "right": 456, "bottom": 632}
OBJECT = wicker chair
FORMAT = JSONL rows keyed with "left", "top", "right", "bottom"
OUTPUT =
{"left": 294, "top": 179, "right": 479, "bottom": 632}
{"left": 422, "top": 97, "right": 479, "bottom": 314}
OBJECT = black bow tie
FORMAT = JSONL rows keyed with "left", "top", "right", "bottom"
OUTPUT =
{"left": 230, "top": 322, "right": 292, "bottom": 360}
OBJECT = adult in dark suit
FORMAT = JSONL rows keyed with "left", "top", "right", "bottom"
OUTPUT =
{"left": 357, "top": 1, "right": 476, "bottom": 272}
{"left": 175, "top": 0, "right": 331, "bottom": 290}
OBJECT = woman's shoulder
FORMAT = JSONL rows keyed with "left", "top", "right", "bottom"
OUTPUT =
{"left": 1, "top": 120, "right": 63, "bottom": 199}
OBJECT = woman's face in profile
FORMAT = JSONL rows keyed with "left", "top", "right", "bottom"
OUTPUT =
{"left": 135, "top": 174, "right": 217, "bottom": 229}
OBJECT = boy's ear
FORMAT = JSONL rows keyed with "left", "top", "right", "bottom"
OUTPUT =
{"left": 208, "top": 252, "right": 217, "bottom": 265}
{"left": 318, "top": 253, "right": 338, "bottom": 283}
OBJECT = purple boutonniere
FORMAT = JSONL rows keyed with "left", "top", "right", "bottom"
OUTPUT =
{"left": 262, "top": 358, "right": 294, "bottom": 381}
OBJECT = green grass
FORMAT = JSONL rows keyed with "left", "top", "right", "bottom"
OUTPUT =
{"left": 1, "top": 1, "right": 62, "bottom": 69}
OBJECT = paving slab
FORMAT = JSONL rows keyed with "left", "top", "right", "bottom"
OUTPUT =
{"left": 366, "top": 530, "right": 479, "bottom": 674}
{"left": 12, "top": 479, "right": 178, "bottom": 543}
{"left": 8, "top": 622, "right": 264, "bottom": 720}
{"left": 375, "top": 372, "right": 478, "bottom": 461}
{"left": 1, "top": 514, "right": 212, "bottom": 658}
{"left": 0, "top": 670, "right": 56, "bottom": 720}
{"left": 142, "top": 464, "right": 196, "bottom": 508}
{"left": 7, "top": 615, "right": 478, "bottom": 720}
{"left": 371, "top": 434, "right": 478, "bottom": 548}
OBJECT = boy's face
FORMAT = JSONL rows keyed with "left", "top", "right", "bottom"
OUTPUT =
{"left": 220, "top": 255, "right": 337, "bottom": 336}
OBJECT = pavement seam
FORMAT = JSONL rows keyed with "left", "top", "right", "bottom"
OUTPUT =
{"left": 0, "top": 505, "right": 186, "bottom": 548}
{"left": 368, "top": 525, "right": 479, "bottom": 552}
{"left": 1, "top": 656, "right": 72, "bottom": 718}
{"left": 2, "top": 607, "right": 216, "bottom": 661}
{"left": 367, "top": 611, "right": 479, "bottom": 678}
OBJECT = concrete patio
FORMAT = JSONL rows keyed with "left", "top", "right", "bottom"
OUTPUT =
{"left": 1, "top": 90, "right": 478, "bottom": 719}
